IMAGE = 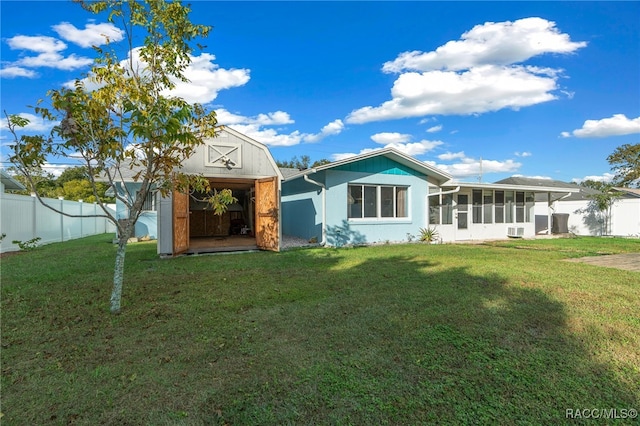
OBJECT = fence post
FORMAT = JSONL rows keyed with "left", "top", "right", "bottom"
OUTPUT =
{"left": 59, "top": 197, "right": 65, "bottom": 242}
{"left": 31, "top": 193, "right": 37, "bottom": 240}
{"left": 79, "top": 200, "right": 83, "bottom": 237}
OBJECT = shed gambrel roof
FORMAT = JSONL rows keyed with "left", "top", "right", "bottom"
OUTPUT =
{"left": 283, "top": 147, "right": 453, "bottom": 183}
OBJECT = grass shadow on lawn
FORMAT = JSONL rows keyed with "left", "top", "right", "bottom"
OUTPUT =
{"left": 1, "top": 237, "right": 638, "bottom": 424}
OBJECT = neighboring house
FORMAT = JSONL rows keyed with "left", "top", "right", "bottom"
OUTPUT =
{"left": 281, "top": 149, "right": 580, "bottom": 246}
{"left": 495, "top": 177, "right": 640, "bottom": 237}
{"left": 106, "top": 127, "right": 283, "bottom": 256}
{"left": 1, "top": 169, "right": 26, "bottom": 193}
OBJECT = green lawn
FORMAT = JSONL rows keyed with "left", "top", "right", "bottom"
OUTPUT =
{"left": 2, "top": 235, "right": 639, "bottom": 425}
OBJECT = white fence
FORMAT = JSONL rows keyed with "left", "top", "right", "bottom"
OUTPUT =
{"left": 0, "top": 193, "right": 116, "bottom": 253}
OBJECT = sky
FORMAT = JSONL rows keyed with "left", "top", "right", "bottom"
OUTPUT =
{"left": 1, "top": 1, "right": 639, "bottom": 184}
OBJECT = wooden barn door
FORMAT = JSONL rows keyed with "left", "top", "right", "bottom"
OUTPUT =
{"left": 255, "top": 177, "right": 279, "bottom": 251}
{"left": 173, "top": 190, "right": 189, "bottom": 255}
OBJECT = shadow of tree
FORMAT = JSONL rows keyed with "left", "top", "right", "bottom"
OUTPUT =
{"left": 325, "top": 219, "right": 367, "bottom": 247}
{"left": 200, "top": 251, "right": 638, "bottom": 424}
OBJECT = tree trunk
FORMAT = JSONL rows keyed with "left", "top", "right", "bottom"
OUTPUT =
{"left": 110, "top": 236, "right": 128, "bottom": 314}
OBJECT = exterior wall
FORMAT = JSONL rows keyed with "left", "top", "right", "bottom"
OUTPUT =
{"left": 282, "top": 157, "right": 431, "bottom": 246}
{"left": 541, "top": 198, "right": 640, "bottom": 237}
{"left": 115, "top": 183, "right": 158, "bottom": 239}
{"left": 180, "top": 131, "right": 279, "bottom": 178}
{"left": 324, "top": 169, "right": 428, "bottom": 245}
{"left": 281, "top": 175, "right": 323, "bottom": 241}
{"left": 611, "top": 198, "right": 640, "bottom": 237}
{"left": 434, "top": 189, "right": 536, "bottom": 242}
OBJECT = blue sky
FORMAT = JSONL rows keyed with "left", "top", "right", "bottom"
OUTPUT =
{"left": 1, "top": 1, "right": 639, "bottom": 184}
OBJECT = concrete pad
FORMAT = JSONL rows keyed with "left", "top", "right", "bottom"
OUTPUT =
{"left": 564, "top": 253, "right": 640, "bottom": 272}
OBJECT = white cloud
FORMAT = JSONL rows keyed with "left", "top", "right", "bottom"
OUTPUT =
{"left": 571, "top": 173, "right": 615, "bottom": 184}
{"left": 429, "top": 152, "right": 521, "bottom": 178}
{"left": 426, "top": 125, "right": 442, "bottom": 133}
{"left": 562, "top": 114, "right": 640, "bottom": 138}
{"left": 7, "top": 35, "right": 67, "bottom": 52}
{"left": 333, "top": 133, "right": 443, "bottom": 160}
{"left": 19, "top": 52, "right": 94, "bottom": 70}
{"left": 382, "top": 17, "right": 586, "bottom": 73}
{"left": 69, "top": 49, "right": 251, "bottom": 105}
{"left": 0, "top": 113, "right": 59, "bottom": 132}
{"left": 217, "top": 108, "right": 342, "bottom": 147}
{"left": 347, "top": 65, "right": 558, "bottom": 123}
{"left": 371, "top": 132, "right": 412, "bottom": 145}
{"left": 52, "top": 21, "right": 124, "bottom": 48}
{"left": 347, "top": 18, "right": 585, "bottom": 124}
{"left": 438, "top": 151, "right": 466, "bottom": 161}
{"left": 0, "top": 66, "right": 38, "bottom": 78}
{"left": 514, "top": 151, "right": 532, "bottom": 157}
{"left": 512, "top": 174, "right": 551, "bottom": 180}
{"left": 6, "top": 35, "right": 93, "bottom": 71}
{"left": 168, "top": 53, "right": 250, "bottom": 104}
{"left": 303, "top": 119, "right": 344, "bottom": 143}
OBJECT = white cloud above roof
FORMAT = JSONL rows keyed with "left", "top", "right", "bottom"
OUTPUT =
{"left": 346, "top": 17, "right": 586, "bottom": 124}
{"left": 561, "top": 114, "right": 640, "bottom": 138}
{"left": 218, "top": 109, "right": 343, "bottom": 147}
{"left": 333, "top": 133, "right": 443, "bottom": 160}
{"left": 428, "top": 153, "right": 522, "bottom": 178}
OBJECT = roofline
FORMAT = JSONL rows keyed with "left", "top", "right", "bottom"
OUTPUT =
{"left": 1, "top": 169, "right": 27, "bottom": 190}
{"left": 284, "top": 147, "right": 453, "bottom": 182}
{"left": 443, "top": 181, "right": 582, "bottom": 193}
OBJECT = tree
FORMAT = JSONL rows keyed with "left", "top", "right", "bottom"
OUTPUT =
{"left": 579, "top": 180, "right": 622, "bottom": 235}
{"left": 607, "top": 143, "right": 640, "bottom": 188}
{"left": 8, "top": 0, "right": 234, "bottom": 313}
{"left": 276, "top": 155, "right": 331, "bottom": 170}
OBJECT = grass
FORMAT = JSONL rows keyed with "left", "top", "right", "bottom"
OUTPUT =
{"left": 1, "top": 234, "right": 639, "bottom": 425}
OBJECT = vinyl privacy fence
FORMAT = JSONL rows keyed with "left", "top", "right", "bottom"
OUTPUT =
{"left": 0, "top": 193, "right": 116, "bottom": 253}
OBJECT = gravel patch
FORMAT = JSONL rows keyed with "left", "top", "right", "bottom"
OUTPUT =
{"left": 281, "top": 235, "right": 321, "bottom": 250}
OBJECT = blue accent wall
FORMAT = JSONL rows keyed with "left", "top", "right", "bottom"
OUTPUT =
{"left": 333, "top": 156, "right": 422, "bottom": 177}
{"left": 281, "top": 158, "right": 430, "bottom": 246}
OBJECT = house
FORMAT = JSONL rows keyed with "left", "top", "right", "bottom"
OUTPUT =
{"left": 496, "top": 177, "right": 640, "bottom": 237}
{"left": 1, "top": 169, "right": 26, "bottom": 193}
{"left": 281, "top": 149, "right": 580, "bottom": 245}
{"left": 107, "top": 127, "right": 283, "bottom": 256}
{"left": 109, "top": 129, "right": 588, "bottom": 253}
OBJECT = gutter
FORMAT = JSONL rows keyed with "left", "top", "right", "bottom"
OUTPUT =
{"left": 429, "top": 186, "right": 461, "bottom": 197}
{"left": 303, "top": 169, "right": 326, "bottom": 245}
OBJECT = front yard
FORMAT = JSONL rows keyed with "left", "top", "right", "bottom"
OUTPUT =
{"left": 1, "top": 235, "right": 638, "bottom": 424}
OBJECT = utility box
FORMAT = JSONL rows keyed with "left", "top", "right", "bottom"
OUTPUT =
{"left": 552, "top": 213, "right": 570, "bottom": 234}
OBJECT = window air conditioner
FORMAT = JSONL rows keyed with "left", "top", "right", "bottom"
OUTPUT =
{"left": 507, "top": 227, "right": 524, "bottom": 238}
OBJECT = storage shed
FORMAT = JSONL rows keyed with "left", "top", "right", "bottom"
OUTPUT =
{"left": 157, "top": 127, "right": 282, "bottom": 256}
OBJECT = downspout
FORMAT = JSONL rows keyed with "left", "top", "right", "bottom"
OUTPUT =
{"left": 303, "top": 171, "right": 326, "bottom": 245}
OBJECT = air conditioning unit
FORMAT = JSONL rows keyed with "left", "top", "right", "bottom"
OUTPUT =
{"left": 507, "top": 227, "right": 524, "bottom": 238}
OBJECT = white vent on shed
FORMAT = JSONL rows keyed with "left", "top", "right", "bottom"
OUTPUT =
{"left": 507, "top": 227, "right": 524, "bottom": 238}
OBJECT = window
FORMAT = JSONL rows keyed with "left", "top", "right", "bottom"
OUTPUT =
{"left": 348, "top": 185, "right": 408, "bottom": 219}
{"left": 505, "top": 191, "right": 514, "bottom": 223}
{"left": 442, "top": 194, "right": 453, "bottom": 225}
{"left": 142, "top": 191, "right": 155, "bottom": 211}
{"left": 472, "top": 190, "right": 482, "bottom": 224}
{"left": 516, "top": 191, "right": 525, "bottom": 223}
{"left": 525, "top": 192, "right": 534, "bottom": 222}
{"left": 428, "top": 195, "right": 440, "bottom": 225}
{"left": 495, "top": 191, "right": 504, "bottom": 224}
{"left": 483, "top": 190, "right": 493, "bottom": 224}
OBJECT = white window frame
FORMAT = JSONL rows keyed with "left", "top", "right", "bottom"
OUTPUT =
{"left": 348, "top": 184, "right": 410, "bottom": 221}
